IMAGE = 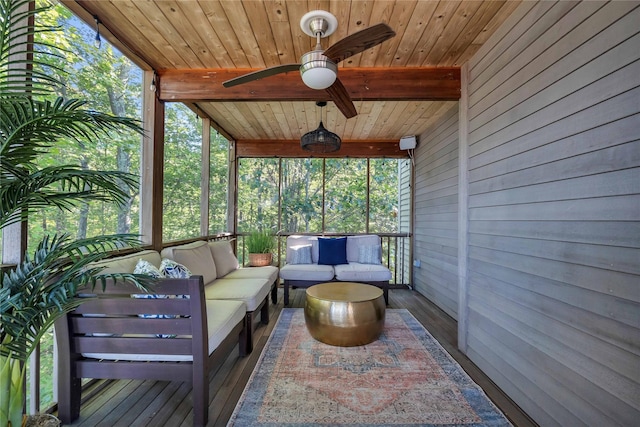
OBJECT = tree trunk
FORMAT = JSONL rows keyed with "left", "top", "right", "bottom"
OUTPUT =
{"left": 107, "top": 83, "right": 133, "bottom": 234}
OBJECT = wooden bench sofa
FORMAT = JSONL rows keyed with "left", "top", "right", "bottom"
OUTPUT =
{"left": 55, "top": 275, "right": 246, "bottom": 427}
{"left": 160, "top": 240, "right": 278, "bottom": 353}
{"left": 279, "top": 235, "right": 392, "bottom": 306}
{"left": 85, "top": 240, "right": 278, "bottom": 353}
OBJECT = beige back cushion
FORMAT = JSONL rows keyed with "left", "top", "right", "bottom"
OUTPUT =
{"left": 161, "top": 241, "right": 217, "bottom": 285}
{"left": 346, "top": 235, "right": 381, "bottom": 263}
{"left": 91, "top": 250, "right": 161, "bottom": 274}
{"left": 286, "top": 235, "right": 319, "bottom": 263}
{"left": 208, "top": 240, "right": 239, "bottom": 278}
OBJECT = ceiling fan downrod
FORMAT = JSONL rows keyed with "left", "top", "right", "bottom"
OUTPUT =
{"left": 299, "top": 12, "right": 338, "bottom": 90}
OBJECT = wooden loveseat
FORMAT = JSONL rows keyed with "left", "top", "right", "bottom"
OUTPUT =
{"left": 55, "top": 275, "right": 246, "bottom": 427}
{"left": 279, "top": 235, "right": 392, "bottom": 305}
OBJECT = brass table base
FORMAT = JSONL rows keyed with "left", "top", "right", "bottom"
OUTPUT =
{"left": 304, "top": 282, "right": 386, "bottom": 347}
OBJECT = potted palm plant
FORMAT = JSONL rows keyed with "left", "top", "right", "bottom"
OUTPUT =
{"left": 1, "top": 1, "right": 152, "bottom": 426}
{"left": 246, "top": 230, "right": 275, "bottom": 266}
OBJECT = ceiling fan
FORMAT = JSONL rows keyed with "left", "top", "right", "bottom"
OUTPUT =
{"left": 222, "top": 10, "right": 396, "bottom": 119}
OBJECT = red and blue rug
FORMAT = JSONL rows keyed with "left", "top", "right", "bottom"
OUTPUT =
{"left": 228, "top": 308, "right": 512, "bottom": 426}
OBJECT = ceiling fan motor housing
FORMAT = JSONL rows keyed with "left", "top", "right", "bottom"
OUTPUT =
{"left": 300, "top": 50, "right": 337, "bottom": 89}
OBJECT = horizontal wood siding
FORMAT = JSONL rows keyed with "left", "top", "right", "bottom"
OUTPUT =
{"left": 464, "top": 1, "right": 640, "bottom": 426}
{"left": 413, "top": 104, "right": 459, "bottom": 319}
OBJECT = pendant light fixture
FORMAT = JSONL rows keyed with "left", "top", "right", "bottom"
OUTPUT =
{"left": 301, "top": 101, "right": 341, "bottom": 153}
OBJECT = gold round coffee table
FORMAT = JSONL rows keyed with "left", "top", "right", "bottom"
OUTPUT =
{"left": 304, "top": 282, "right": 385, "bottom": 347}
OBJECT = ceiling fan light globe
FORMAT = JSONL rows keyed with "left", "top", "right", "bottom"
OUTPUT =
{"left": 301, "top": 67, "right": 337, "bottom": 89}
{"left": 300, "top": 51, "right": 337, "bottom": 90}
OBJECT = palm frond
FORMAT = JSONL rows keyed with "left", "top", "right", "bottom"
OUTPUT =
{"left": 0, "top": 0, "right": 67, "bottom": 95}
{"left": 0, "top": 165, "right": 139, "bottom": 228}
{"left": 0, "top": 97, "right": 143, "bottom": 169}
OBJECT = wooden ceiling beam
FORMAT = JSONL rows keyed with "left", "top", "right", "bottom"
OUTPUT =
{"left": 158, "top": 67, "right": 460, "bottom": 102}
{"left": 236, "top": 140, "right": 408, "bottom": 158}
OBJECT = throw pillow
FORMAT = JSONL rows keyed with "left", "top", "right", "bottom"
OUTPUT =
{"left": 160, "top": 258, "right": 191, "bottom": 278}
{"left": 359, "top": 245, "right": 382, "bottom": 264}
{"left": 133, "top": 259, "right": 164, "bottom": 278}
{"left": 132, "top": 293, "right": 177, "bottom": 338}
{"left": 132, "top": 259, "right": 189, "bottom": 338}
{"left": 290, "top": 245, "right": 312, "bottom": 264}
{"left": 318, "top": 237, "right": 348, "bottom": 265}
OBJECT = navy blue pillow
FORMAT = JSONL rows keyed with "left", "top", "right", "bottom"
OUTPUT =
{"left": 318, "top": 237, "right": 348, "bottom": 265}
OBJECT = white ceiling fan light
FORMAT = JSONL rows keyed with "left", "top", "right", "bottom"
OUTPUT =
{"left": 299, "top": 10, "right": 339, "bottom": 90}
{"left": 222, "top": 9, "right": 395, "bottom": 119}
{"left": 300, "top": 51, "right": 337, "bottom": 89}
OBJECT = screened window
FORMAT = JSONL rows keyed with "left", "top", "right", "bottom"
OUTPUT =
{"left": 163, "top": 104, "right": 203, "bottom": 241}
{"left": 369, "top": 158, "right": 401, "bottom": 233}
{"left": 324, "top": 159, "right": 367, "bottom": 233}
{"left": 236, "top": 158, "right": 279, "bottom": 233}
{"left": 209, "top": 132, "right": 229, "bottom": 234}
{"left": 280, "top": 158, "right": 323, "bottom": 233}
{"left": 26, "top": 7, "right": 143, "bottom": 254}
{"left": 237, "top": 158, "right": 404, "bottom": 234}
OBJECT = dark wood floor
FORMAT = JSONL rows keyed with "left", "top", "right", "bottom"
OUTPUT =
{"left": 58, "top": 287, "right": 538, "bottom": 427}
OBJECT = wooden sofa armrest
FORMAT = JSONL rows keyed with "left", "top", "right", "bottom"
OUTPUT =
{"left": 55, "top": 275, "right": 244, "bottom": 427}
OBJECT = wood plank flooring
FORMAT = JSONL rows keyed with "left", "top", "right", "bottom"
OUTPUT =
{"left": 58, "top": 287, "right": 538, "bottom": 427}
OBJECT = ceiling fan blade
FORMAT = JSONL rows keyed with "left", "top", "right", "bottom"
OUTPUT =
{"left": 222, "top": 63, "right": 301, "bottom": 88}
{"left": 323, "top": 23, "right": 396, "bottom": 64}
{"left": 325, "top": 78, "right": 357, "bottom": 119}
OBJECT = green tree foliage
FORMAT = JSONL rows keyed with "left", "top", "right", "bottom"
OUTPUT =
{"left": 369, "top": 159, "right": 402, "bottom": 233}
{"left": 325, "top": 159, "right": 367, "bottom": 233}
{"left": 237, "top": 157, "right": 401, "bottom": 235}
{"left": 162, "top": 104, "right": 203, "bottom": 241}
{"left": 281, "top": 158, "right": 323, "bottom": 233}
{"left": 237, "top": 158, "right": 279, "bottom": 233}
{"left": 26, "top": 3, "right": 142, "bottom": 252}
{"left": 209, "top": 131, "right": 229, "bottom": 234}
{"left": 1, "top": 1, "right": 146, "bottom": 415}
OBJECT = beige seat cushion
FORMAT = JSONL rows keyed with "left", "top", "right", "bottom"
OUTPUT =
{"left": 203, "top": 278, "right": 271, "bottom": 312}
{"left": 334, "top": 262, "right": 392, "bottom": 282}
{"left": 279, "top": 264, "right": 335, "bottom": 282}
{"left": 161, "top": 241, "right": 217, "bottom": 285}
{"left": 224, "top": 265, "right": 278, "bottom": 284}
{"left": 81, "top": 299, "right": 246, "bottom": 362}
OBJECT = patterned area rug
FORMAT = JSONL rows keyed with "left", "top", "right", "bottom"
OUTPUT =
{"left": 228, "top": 309, "right": 512, "bottom": 426}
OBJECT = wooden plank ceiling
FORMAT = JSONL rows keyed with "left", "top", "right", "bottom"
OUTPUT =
{"left": 61, "top": 0, "right": 520, "bottom": 150}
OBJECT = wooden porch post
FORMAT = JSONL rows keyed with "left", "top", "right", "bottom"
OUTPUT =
{"left": 228, "top": 139, "right": 237, "bottom": 236}
{"left": 201, "top": 118, "right": 211, "bottom": 236}
{"left": 141, "top": 70, "right": 164, "bottom": 251}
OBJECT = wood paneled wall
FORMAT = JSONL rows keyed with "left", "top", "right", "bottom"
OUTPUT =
{"left": 414, "top": 1, "right": 640, "bottom": 425}
{"left": 413, "top": 104, "right": 460, "bottom": 318}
